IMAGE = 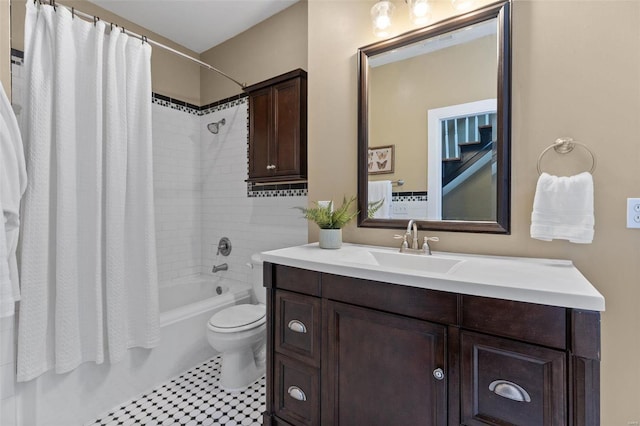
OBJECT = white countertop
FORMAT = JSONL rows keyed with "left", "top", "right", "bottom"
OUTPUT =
{"left": 261, "top": 243, "right": 605, "bottom": 311}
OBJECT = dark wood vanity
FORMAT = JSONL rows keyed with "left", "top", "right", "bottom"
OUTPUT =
{"left": 262, "top": 262, "right": 600, "bottom": 426}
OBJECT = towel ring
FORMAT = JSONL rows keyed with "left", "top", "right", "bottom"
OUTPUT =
{"left": 537, "top": 137, "right": 596, "bottom": 176}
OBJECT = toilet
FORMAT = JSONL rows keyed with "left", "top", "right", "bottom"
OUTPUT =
{"left": 206, "top": 254, "right": 266, "bottom": 391}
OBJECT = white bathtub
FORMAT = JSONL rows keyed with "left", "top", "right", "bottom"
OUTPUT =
{"left": 17, "top": 276, "right": 251, "bottom": 426}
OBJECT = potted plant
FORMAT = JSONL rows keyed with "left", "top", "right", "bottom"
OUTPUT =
{"left": 297, "top": 196, "right": 358, "bottom": 249}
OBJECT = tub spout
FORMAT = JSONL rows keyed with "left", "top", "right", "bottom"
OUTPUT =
{"left": 212, "top": 263, "right": 228, "bottom": 273}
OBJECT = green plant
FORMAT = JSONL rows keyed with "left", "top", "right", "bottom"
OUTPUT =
{"left": 297, "top": 196, "right": 359, "bottom": 229}
{"left": 367, "top": 199, "right": 385, "bottom": 218}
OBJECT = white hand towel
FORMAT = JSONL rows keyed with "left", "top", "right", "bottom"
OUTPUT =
{"left": 0, "top": 81, "right": 27, "bottom": 317}
{"left": 530, "top": 172, "right": 594, "bottom": 244}
{"left": 368, "top": 180, "right": 393, "bottom": 219}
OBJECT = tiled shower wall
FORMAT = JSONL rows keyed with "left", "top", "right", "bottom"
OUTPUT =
{"left": 152, "top": 104, "right": 202, "bottom": 284}
{"left": 154, "top": 96, "right": 308, "bottom": 288}
{"left": 200, "top": 99, "right": 308, "bottom": 289}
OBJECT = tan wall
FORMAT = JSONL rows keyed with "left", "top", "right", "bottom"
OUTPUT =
{"left": 1, "top": 0, "right": 10, "bottom": 99}
{"left": 10, "top": 0, "right": 201, "bottom": 104}
{"left": 443, "top": 161, "right": 495, "bottom": 220}
{"left": 369, "top": 35, "right": 497, "bottom": 191}
{"left": 308, "top": 0, "right": 640, "bottom": 424}
{"left": 200, "top": 0, "right": 307, "bottom": 104}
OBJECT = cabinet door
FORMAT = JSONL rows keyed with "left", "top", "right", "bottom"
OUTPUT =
{"left": 274, "top": 354, "right": 320, "bottom": 426}
{"left": 272, "top": 78, "right": 303, "bottom": 177}
{"left": 275, "top": 290, "right": 321, "bottom": 367}
{"left": 248, "top": 86, "right": 272, "bottom": 179}
{"left": 323, "top": 300, "right": 447, "bottom": 426}
{"left": 461, "top": 331, "right": 566, "bottom": 426}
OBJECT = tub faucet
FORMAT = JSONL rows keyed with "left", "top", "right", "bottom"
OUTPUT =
{"left": 212, "top": 263, "right": 228, "bottom": 273}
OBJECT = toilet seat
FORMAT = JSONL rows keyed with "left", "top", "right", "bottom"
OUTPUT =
{"left": 208, "top": 304, "right": 266, "bottom": 333}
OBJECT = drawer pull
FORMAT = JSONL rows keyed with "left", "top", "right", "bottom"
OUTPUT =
{"left": 287, "top": 320, "right": 307, "bottom": 334}
{"left": 433, "top": 368, "right": 445, "bottom": 380}
{"left": 287, "top": 386, "right": 307, "bottom": 401}
{"left": 489, "top": 380, "right": 532, "bottom": 402}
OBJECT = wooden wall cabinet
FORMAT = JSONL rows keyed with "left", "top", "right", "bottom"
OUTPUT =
{"left": 246, "top": 69, "right": 307, "bottom": 183}
{"left": 263, "top": 263, "right": 601, "bottom": 426}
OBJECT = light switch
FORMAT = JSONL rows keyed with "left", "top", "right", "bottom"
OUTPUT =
{"left": 627, "top": 198, "right": 640, "bottom": 229}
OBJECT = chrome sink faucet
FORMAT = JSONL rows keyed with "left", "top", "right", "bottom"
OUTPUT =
{"left": 396, "top": 219, "right": 439, "bottom": 255}
{"left": 406, "top": 219, "right": 419, "bottom": 250}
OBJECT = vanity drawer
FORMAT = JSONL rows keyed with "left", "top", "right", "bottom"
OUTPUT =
{"left": 322, "top": 272, "right": 458, "bottom": 324}
{"left": 274, "top": 354, "right": 320, "bottom": 426}
{"left": 461, "top": 295, "right": 567, "bottom": 349}
{"left": 273, "top": 265, "right": 321, "bottom": 296}
{"left": 275, "top": 290, "right": 321, "bottom": 367}
{"left": 460, "top": 331, "right": 566, "bottom": 426}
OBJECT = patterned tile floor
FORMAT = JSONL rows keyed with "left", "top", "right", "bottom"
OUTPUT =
{"left": 86, "top": 357, "right": 265, "bottom": 426}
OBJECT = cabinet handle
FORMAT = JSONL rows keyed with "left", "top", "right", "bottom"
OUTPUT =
{"left": 489, "top": 380, "right": 532, "bottom": 403}
{"left": 287, "top": 319, "right": 307, "bottom": 333}
{"left": 287, "top": 386, "right": 307, "bottom": 401}
{"left": 265, "top": 164, "right": 276, "bottom": 170}
{"left": 432, "top": 368, "right": 445, "bottom": 381}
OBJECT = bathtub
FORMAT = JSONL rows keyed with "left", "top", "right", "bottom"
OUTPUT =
{"left": 17, "top": 276, "right": 251, "bottom": 426}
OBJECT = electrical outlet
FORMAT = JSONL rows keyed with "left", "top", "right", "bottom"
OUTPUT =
{"left": 627, "top": 198, "right": 640, "bottom": 229}
{"left": 627, "top": 421, "right": 639, "bottom": 426}
{"left": 392, "top": 203, "right": 409, "bottom": 216}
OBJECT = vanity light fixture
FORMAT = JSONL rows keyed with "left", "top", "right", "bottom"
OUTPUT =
{"left": 406, "top": 0, "right": 431, "bottom": 26}
{"left": 451, "top": 0, "right": 476, "bottom": 12}
{"left": 371, "top": 0, "right": 395, "bottom": 37}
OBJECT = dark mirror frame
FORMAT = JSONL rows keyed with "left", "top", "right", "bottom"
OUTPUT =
{"left": 357, "top": 0, "right": 511, "bottom": 234}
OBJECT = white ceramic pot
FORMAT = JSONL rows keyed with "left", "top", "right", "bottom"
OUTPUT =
{"left": 319, "top": 229, "right": 342, "bottom": 249}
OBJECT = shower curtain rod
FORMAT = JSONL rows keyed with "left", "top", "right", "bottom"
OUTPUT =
{"left": 36, "top": 0, "right": 247, "bottom": 90}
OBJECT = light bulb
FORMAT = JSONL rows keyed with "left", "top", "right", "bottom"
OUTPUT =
{"left": 451, "top": 0, "right": 475, "bottom": 12}
{"left": 408, "top": 0, "right": 431, "bottom": 26}
{"left": 371, "top": 1, "right": 395, "bottom": 37}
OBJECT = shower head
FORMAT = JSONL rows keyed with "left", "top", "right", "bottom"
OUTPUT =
{"left": 207, "top": 118, "right": 226, "bottom": 134}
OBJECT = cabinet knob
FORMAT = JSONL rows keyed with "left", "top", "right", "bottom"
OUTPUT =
{"left": 489, "top": 380, "right": 532, "bottom": 403}
{"left": 287, "top": 386, "right": 307, "bottom": 401}
{"left": 432, "top": 368, "right": 445, "bottom": 381}
{"left": 287, "top": 319, "right": 307, "bottom": 333}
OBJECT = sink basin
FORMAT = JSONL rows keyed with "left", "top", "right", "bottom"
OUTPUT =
{"left": 370, "top": 251, "right": 463, "bottom": 274}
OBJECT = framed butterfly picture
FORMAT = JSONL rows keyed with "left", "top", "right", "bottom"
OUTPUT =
{"left": 367, "top": 145, "right": 395, "bottom": 175}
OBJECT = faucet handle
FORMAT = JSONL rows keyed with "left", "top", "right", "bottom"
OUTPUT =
{"left": 422, "top": 236, "right": 439, "bottom": 255}
{"left": 394, "top": 234, "right": 409, "bottom": 252}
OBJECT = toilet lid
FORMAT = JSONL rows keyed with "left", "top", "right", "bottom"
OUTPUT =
{"left": 208, "top": 304, "right": 266, "bottom": 331}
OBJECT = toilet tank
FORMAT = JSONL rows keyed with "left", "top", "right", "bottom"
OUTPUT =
{"left": 251, "top": 253, "right": 266, "bottom": 305}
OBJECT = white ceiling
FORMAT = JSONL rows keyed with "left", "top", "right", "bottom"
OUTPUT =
{"left": 87, "top": 0, "right": 300, "bottom": 53}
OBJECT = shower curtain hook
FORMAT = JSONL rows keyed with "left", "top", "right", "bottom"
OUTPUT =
{"left": 94, "top": 16, "right": 99, "bottom": 27}
{"left": 51, "top": 0, "right": 56, "bottom": 11}
{"left": 71, "top": 7, "right": 75, "bottom": 19}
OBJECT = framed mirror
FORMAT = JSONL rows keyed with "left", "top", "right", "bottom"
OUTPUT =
{"left": 357, "top": 1, "right": 511, "bottom": 233}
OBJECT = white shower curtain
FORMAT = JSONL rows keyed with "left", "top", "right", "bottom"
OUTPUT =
{"left": 17, "top": 1, "right": 160, "bottom": 382}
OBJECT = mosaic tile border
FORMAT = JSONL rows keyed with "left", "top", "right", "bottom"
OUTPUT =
{"left": 151, "top": 93, "right": 248, "bottom": 116}
{"left": 247, "top": 182, "right": 308, "bottom": 198}
{"left": 392, "top": 191, "right": 428, "bottom": 202}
